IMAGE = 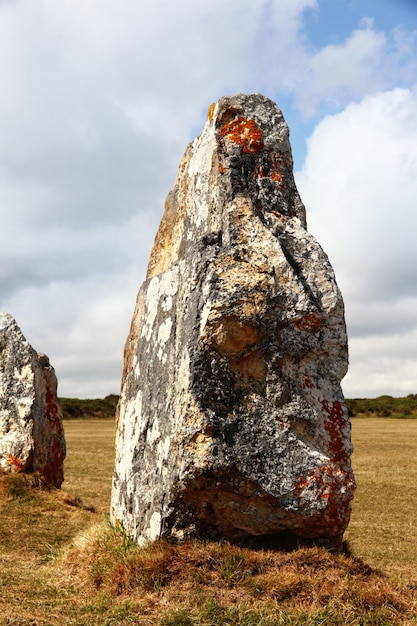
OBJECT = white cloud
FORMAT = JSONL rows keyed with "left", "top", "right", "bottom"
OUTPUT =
{"left": 291, "top": 20, "right": 417, "bottom": 117}
{"left": 296, "top": 86, "right": 417, "bottom": 397}
{"left": 345, "top": 329, "right": 417, "bottom": 398}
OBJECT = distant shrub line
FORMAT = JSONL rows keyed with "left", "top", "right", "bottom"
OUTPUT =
{"left": 346, "top": 394, "right": 417, "bottom": 418}
{"left": 59, "top": 393, "right": 417, "bottom": 420}
{"left": 59, "top": 394, "right": 119, "bottom": 420}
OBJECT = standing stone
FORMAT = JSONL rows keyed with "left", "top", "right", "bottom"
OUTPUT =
{"left": 0, "top": 312, "right": 65, "bottom": 487}
{"left": 111, "top": 94, "right": 355, "bottom": 549}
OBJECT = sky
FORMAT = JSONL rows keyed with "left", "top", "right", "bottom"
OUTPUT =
{"left": 1, "top": 0, "right": 417, "bottom": 399}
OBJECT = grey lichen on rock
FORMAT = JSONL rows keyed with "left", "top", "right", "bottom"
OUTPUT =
{"left": 0, "top": 312, "right": 66, "bottom": 487}
{"left": 111, "top": 93, "right": 355, "bottom": 549}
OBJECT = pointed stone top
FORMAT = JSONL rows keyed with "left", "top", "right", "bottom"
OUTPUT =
{"left": 147, "top": 93, "right": 306, "bottom": 279}
{"left": 0, "top": 311, "right": 15, "bottom": 329}
{"left": 0, "top": 312, "right": 28, "bottom": 348}
{"left": 209, "top": 92, "right": 305, "bottom": 218}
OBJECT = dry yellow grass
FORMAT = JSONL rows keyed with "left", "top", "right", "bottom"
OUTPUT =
{"left": 63, "top": 418, "right": 116, "bottom": 512}
{"left": 0, "top": 417, "right": 416, "bottom": 625}
{"left": 61, "top": 527, "right": 416, "bottom": 625}
{"left": 0, "top": 420, "right": 116, "bottom": 626}
{"left": 345, "top": 418, "right": 417, "bottom": 580}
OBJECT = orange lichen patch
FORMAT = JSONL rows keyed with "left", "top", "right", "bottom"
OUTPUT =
{"left": 292, "top": 467, "right": 332, "bottom": 509}
{"left": 38, "top": 438, "right": 65, "bottom": 488}
{"left": 207, "top": 102, "right": 216, "bottom": 122}
{"left": 292, "top": 463, "right": 352, "bottom": 537}
{"left": 220, "top": 117, "right": 264, "bottom": 154}
{"left": 270, "top": 210, "right": 286, "bottom": 223}
{"left": 320, "top": 468, "right": 354, "bottom": 531}
{"left": 293, "top": 474, "right": 308, "bottom": 496}
{"left": 5, "top": 454, "right": 23, "bottom": 473}
{"left": 46, "top": 389, "right": 63, "bottom": 435}
{"left": 294, "top": 313, "right": 324, "bottom": 333}
{"left": 271, "top": 170, "right": 284, "bottom": 185}
{"left": 254, "top": 163, "right": 266, "bottom": 178}
{"left": 300, "top": 376, "right": 315, "bottom": 390}
{"left": 321, "top": 399, "right": 346, "bottom": 463}
{"left": 218, "top": 162, "right": 226, "bottom": 174}
{"left": 267, "top": 151, "right": 286, "bottom": 187}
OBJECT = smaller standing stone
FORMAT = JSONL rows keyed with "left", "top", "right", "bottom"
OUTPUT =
{"left": 0, "top": 312, "right": 66, "bottom": 487}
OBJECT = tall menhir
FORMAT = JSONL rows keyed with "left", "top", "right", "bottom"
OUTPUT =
{"left": 111, "top": 94, "right": 355, "bottom": 550}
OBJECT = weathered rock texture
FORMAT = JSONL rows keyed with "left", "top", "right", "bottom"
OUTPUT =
{"left": 111, "top": 94, "right": 355, "bottom": 548}
{"left": 0, "top": 312, "right": 65, "bottom": 487}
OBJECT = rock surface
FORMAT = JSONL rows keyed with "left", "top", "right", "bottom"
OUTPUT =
{"left": 111, "top": 94, "right": 355, "bottom": 548}
{"left": 0, "top": 312, "right": 65, "bottom": 487}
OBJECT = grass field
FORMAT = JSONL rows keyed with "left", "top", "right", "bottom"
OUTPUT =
{"left": 346, "top": 418, "right": 417, "bottom": 580}
{"left": 0, "top": 418, "right": 416, "bottom": 625}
